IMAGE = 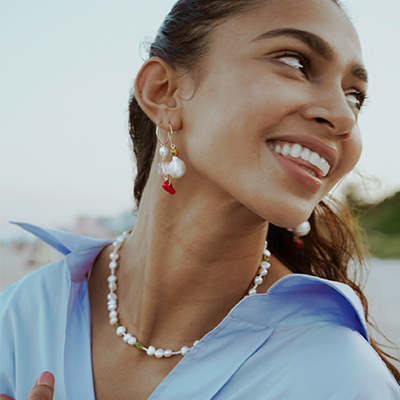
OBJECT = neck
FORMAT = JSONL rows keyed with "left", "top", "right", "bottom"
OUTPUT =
{"left": 110, "top": 167, "right": 292, "bottom": 348}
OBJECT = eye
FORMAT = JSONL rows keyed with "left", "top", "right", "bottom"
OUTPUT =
{"left": 275, "top": 52, "right": 307, "bottom": 73}
{"left": 278, "top": 56, "right": 305, "bottom": 70}
{"left": 346, "top": 91, "right": 367, "bottom": 111}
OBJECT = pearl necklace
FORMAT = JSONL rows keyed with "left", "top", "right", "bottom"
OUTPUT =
{"left": 107, "top": 231, "right": 271, "bottom": 359}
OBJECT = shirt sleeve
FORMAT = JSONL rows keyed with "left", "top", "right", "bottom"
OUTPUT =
{"left": 0, "top": 261, "right": 70, "bottom": 399}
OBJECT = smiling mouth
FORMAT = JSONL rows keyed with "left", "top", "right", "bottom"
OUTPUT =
{"left": 268, "top": 141, "right": 331, "bottom": 178}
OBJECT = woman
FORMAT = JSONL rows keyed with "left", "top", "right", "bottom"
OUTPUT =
{"left": 1, "top": 0, "right": 399, "bottom": 399}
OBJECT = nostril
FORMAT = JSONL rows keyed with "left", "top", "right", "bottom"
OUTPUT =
{"left": 315, "top": 117, "right": 329, "bottom": 124}
{"left": 338, "top": 132, "right": 351, "bottom": 141}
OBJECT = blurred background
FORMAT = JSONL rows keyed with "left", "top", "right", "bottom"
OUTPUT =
{"left": 1, "top": 0, "right": 399, "bottom": 367}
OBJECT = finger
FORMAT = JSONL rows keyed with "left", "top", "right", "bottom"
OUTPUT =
{"left": 0, "top": 395, "right": 15, "bottom": 400}
{"left": 27, "top": 371, "right": 54, "bottom": 400}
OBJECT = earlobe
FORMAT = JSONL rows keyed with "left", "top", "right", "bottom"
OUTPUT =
{"left": 135, "top": 57, "right": 180, "bottom": 128}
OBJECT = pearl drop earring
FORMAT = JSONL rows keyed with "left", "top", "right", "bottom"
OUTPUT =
{"left": 288, "top": 221, "right": 311, "bottom": 249}
{"left": 156, "top": 125, "right": 176, "bottom": 195}
{"left": 167, "top": 124, "right": 186, "bottom": 180}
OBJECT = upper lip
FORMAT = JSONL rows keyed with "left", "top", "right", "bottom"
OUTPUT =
{"left": 267, "top": 134, "right": 338, "bottom": 171}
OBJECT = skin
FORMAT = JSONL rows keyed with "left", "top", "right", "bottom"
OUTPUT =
{"left": 7, "top": 0, "right": 367, "bottom": 399}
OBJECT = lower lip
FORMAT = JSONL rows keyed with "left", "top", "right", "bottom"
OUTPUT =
{"left": 270, "top": 149, "right": 323, "bottom": 193}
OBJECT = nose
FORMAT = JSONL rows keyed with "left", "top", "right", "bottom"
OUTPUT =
{"left": 302, "top": 90, "right": 357, "bottom": 141}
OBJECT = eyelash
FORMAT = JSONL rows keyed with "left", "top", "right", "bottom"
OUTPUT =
{"left": 346, "top": 91, "right": 368, "bottom": 111}
{"left": 275, "top": 51, "right": 367, "bottom": 111}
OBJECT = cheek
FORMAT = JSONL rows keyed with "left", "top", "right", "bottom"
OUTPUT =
{"left": 322, "top": 128, "right": 362, "bottom": 197}
{"left": 184, "top": 71, "right": 299, "bottom": 152}
{"left": 340, "top": 128, "right": 363, "bottom": 175}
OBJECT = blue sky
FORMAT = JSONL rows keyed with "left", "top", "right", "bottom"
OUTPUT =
{"left": 1, "top": 0, "right": 400, "bottom": 233}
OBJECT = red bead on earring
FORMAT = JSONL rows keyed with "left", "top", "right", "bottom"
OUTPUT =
{"left": 162, "top": 180, "right": 176, "bottom": 195}
{"left": 288, "top": 221, "right": 311, "bottom": 249}
{"left": 293, "top": 238, "right": 305, "bottom": 249}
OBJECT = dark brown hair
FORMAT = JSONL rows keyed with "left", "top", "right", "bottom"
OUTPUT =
{"left": 128, "top": 0, "right": 400, "bottom": 383}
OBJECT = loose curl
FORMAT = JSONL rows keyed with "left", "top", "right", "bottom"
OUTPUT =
{"left": 128, "top": 0, "right": 400, "bottom": 382}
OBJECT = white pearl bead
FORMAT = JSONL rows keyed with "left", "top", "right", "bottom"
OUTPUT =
{"left": 110, "top": 253, "right": 119, "bottom": 260}
{"left": 260, "top": 268, "right": 268, "bottom": 276}
{"left": 107, "top": 293, "right": 117, "bottom": 301}
{"left": 168, "top": 156, "right": 186, "bottom": 179}
{"left": 155, "top": 349, "right": 164, "bottom": 358}
{"left": 117, "top": 235, "right": 125, "bottom": 242}
{"left": 293, "top": 221, "right": 311, "bottom": 237}
{"left": 109, "top": 261, "right": 117, "bottom": 269}
{"left": 109, "top": 310, "right": 118, "bottom": 318}
{"left": 255, "top": 276, "right": 263, "bottom": 285}
{"left": 193, "top": 340, "right": 199, "bottom": 347}
{"left": 113, "top": 241, "right": 122, "bottom": 248}
{"left": 248, "top": 288, "right": 257, "bottom": 295}
{"left": 109, "top": 317, "right": 118, "bottom": 325}
{"left": 164, "top": 349, "right": 173, "bottom": 357}
{"left": 108, "top": 275, "right": 117, "bottom": 283}
{"left": 261, "top": 261, "right": 270, "bottom": 269}
{"left": 108, "top": 304, "right": 117, "bottom": 311}
{"left": 128, "top": 337, "right": 137, "bottom": 345}
{"left": 108, "top": 282, "right": 117, "bottom": 291}
{"left": 147, "top": 346, "right": 155, "bottom": 356}
{"left": 159, "top": 146, "right": 169, "bottom": 157}
{"left": 181, "top": 346, "right": 189, "bottom": 356}
{"left": 116, "top": 326, "right": 126, "bottom": 336}
{"left": 123, "top": 333, "right": 132, "bottom": 343}
{"left": 263, "top": 249, "right": 271, "bottom": 257}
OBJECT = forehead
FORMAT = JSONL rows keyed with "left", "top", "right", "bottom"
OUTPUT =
{"left": 210, "top": 0, "right": 362, "bottom": 63}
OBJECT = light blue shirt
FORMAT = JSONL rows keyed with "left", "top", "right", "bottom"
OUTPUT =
{"left": 1, "top": 222, "right": 399, "bottom": 399}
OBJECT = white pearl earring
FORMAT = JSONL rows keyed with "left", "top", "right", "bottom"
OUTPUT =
{"left": 167, "top": 124, "right": 186, "bottom": 179}
{"left": 288, "top": 221, "right": 311, "bottom": 249}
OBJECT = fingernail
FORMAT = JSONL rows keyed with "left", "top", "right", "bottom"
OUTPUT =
{"left": 38, "top": 371, "right": 54, "bottom": 388}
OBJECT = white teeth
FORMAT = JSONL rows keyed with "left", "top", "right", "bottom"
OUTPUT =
{"left": 309, "top": 152, "right": 320, "bottom": 167}
{"left": 300, "top": 148, "right": 311, "bottom": 161}
{"left": 318, "top": 158, "right": 330, "bottom": 177}
{"left": 282, "top": 143, "right": 290, "bottom": 156}
{"left": 289, "top": 144, "right": 302, "bottom": 158}
{"left": 301, "top": 166, "right": 317, "bottom": 177}
{"left": 271, "top": 141, "right": 331, "bottom": 177}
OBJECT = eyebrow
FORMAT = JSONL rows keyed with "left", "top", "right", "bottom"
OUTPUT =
{"left": 252, "top": 28, "right": 368, "bottom": 83}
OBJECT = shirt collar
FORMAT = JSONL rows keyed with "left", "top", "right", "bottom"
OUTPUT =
{"left": 231, "top": 273, "right": 369, "bottom": 341}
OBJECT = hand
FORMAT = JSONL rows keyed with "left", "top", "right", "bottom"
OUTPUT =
{"left": 0, "top": 371, "right": 54, "bottom": 400}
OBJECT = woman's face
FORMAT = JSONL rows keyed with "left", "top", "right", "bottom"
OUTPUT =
{"left": 179, "top": 0, "right": 366, "bottom": 227}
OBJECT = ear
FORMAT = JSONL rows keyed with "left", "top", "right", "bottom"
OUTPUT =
{"left": 135, "top": 57, "right": 182, "bottom": 131}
